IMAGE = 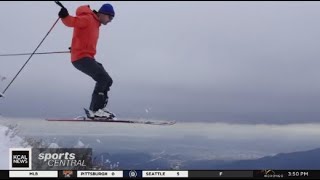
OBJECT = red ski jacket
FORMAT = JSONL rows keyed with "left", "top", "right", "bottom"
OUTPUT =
{"left": 61, "top": 5, "right": 101, "bottom": 62}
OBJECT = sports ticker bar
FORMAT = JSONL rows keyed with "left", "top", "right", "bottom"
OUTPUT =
{"left": 1, "top": 170, "right": 320, "bottom": 179}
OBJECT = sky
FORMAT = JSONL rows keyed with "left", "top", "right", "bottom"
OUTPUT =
{"left": 1, "top": 1, "right": 320, "bottom": 121}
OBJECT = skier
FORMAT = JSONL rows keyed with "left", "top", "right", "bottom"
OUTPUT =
{"left": 58, "top": 3, "right": 116, "bottom": 119}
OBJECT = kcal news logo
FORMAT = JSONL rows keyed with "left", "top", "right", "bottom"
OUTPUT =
{"left": 9, "top": 148, "right": 32, "bottom": 170}
{"left": 9, "top": 148, "right": 92, "bottom": 170}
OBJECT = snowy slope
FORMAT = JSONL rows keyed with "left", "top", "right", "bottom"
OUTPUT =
{"left": 0, "top": 124, "right": 30, "bottom": 169}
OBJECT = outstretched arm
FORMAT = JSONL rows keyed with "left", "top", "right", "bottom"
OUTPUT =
{"left": 58, "top": 8, "right": 89, "bottom": 28}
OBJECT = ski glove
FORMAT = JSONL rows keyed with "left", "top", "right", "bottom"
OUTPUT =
{"left": 58, "top": 8, "right": 69, "bottom": 19}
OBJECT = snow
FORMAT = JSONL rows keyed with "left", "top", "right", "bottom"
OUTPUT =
{"left": 48, "top": 143, "right": 60, "bottom": 148}
{"left": 73, "top": 139, "right": 87, "bottom": 148}
{"left": 0, "top": 124, "right": 30, "bottom": 169}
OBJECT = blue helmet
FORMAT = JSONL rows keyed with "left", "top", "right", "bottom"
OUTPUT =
{"left": 98, "top": 3, "right": 115, "bottom": 17}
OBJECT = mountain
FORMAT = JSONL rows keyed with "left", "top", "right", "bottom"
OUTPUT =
{"left": 183, "top": 148, "right": 320, "bottom": 170}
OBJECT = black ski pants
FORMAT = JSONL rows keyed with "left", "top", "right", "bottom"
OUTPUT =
{"left": 72, "top": 57, "right": 113, "bottom": 111}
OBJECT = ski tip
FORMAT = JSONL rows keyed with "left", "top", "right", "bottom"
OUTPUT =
{"left": 0, "top": 92, "right": 4, "bottom": 98}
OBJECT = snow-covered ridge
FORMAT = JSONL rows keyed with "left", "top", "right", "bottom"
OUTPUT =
{"left": 0, "top": 120, "right": 117, "bottom": 170}
{"left": 0, "top": 124, "right": 29, "bottom": 169}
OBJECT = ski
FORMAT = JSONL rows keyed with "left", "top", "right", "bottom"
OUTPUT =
{"left": 46, "top": 117, "right": 176, "bottom": 126}
{"left": 46, "top": 108, "right": 176, "bottom": 125}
